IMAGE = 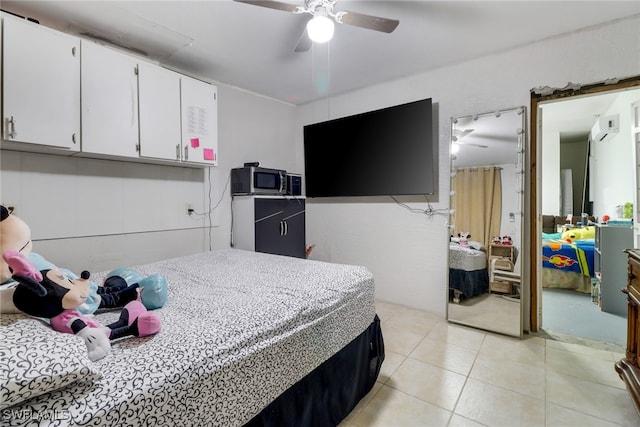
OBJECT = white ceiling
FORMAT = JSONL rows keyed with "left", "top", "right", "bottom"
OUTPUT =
{"left": 2, "top": 0, "right": 639, "bottom": 106}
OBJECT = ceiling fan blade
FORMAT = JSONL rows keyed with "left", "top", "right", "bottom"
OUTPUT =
{"left": 234, "top": 0, "right": 303, "bottom": 14}
{"left": 294, "top": 28, "right": 312, "bottom": 52}
{"left": 337, "top": 10, "right": 399, "bottom": 33}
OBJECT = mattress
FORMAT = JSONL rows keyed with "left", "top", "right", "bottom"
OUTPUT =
{"left": 449, "top": 243, "right": 487, "bottom": 271}
{"left": 1, "top": 249, "right": 376, "bottom": 426}
{"left": 542, "top": 268, "right": 592, "bottom": 293}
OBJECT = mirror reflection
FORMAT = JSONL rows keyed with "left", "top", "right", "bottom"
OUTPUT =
{"left": 447, "top": 107, "right": 526, "bottom": 337}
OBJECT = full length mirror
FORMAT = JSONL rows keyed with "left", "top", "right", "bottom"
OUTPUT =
{"left": 447, "top": 107, "right": 526, "bottom": 337}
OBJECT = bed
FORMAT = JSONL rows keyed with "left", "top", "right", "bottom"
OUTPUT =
{"left": 541, "top": 235, "right": 595, "bottom": 293}
{"left": 0, "top": 249, "right": 384, "bottom": 426}
{"left": 449, "top": 242, "right": 489, "bottom": 301}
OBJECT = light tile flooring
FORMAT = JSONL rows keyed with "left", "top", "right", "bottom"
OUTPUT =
{"left": 340, "top": 301, "right": 639, "bottom": 427}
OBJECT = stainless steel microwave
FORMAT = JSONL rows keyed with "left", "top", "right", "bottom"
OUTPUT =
{"left": 231, "top": 166, "right": 287, "bottom": 195}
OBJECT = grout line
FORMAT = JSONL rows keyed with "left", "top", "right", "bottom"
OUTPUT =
{"left": 448, "top": 332, "right": 487, "bottom": 418}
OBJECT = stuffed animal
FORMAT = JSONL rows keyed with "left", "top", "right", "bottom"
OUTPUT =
{"left": 561, "top": 226, "right": 595, "bottom": 243}
{"left": 458, "top": 232, "right": 471, "bottom": 248}
{"left": 492, "top": 236, "right": 502, "bottom": 245}
{"left": 0, "top": 206, "right": 31, "bottom": 285}
{"left": 501, "top": 235, "right": 513, "bottom": 245}
{"left": 4, "top": 250, "right": 161, "bottom": 361}
{"left": 0, "top": 205, "right": 168, "bottom": 314}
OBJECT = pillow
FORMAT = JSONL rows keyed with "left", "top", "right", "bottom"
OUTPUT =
{"left": 0, "top": 314, "right": 102, "bottom": 409}
{"left": 0, "top": 281, "right": 20, "bottom": 314}
{"left": 468, "top": 240, "right": 485, "bottom": 250}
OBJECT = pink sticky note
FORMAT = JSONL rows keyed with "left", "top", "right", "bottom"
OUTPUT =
{"left": 203, "top": 148, "right": 214, "bottom": 161}
{"left": 190, "top": 138, "right": 200, "bottom": 148}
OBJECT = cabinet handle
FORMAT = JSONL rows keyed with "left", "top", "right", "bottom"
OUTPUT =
{"left": 7, "top": 116, "right": 16, "bottom": 139}
{"left": 284, "top": 220, "right": 288, "bottom": 236}
{"left": 279, "top": 221, "right": 284, "bottom": 236}
{"left": 72, "top": 46, "right": 76, "bottom": 57}
{"left": 72, "top": 133, "right": 77, "bottom": 144}
{"left": 184, "top": 146, "right": 189, "bottom": 161}
{"left": 176, "top": 145, "right": 181, "bottom": 161}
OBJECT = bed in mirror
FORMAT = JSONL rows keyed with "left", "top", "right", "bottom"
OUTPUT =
{"left": 447, "top": 107, "right": 526, "bottom": 337}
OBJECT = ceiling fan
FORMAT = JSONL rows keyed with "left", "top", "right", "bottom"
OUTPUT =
{"left": 452, "top": 128, "right": 488, "bottom": 148}
{"left": 234, "top": 0, "right": 399, "bottom": 52}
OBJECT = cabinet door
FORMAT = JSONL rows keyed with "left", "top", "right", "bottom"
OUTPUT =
{"left": 254, "top": 199, "right": 288, "bottom": 256}
{"left": 180, "top": 76, "right": 218, "bottom": 166}
{"left": 254, "top": 199, "right": 305, "bottom": 258}
{"left": 81, "top": 41, "right": 139, "bottom": 157}
{"left": 138, "top": 62, "right": 181, "bottom": 161}
{"left": 281, "top": 200, "right": 306, "bottom": 258}
{"left": 2, "top": 14, "right": 80, "bottom": 149}
{"left": 599, "top": 226, "right": 634, "bottom": 316}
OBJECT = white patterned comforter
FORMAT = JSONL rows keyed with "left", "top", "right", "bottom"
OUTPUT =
{"left": 2, "top": 249, "right": 376, "bottom": 426}
{"left": 449, "top": 243, "right": 487, "bottom": 271}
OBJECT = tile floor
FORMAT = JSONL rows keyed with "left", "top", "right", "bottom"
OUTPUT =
{"left": 340, "top": 301, "right": 639, "bottom": 427}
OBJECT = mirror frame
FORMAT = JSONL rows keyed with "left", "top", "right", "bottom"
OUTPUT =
{"left": 446, "top": 106, "right": 527, "bottom": 338}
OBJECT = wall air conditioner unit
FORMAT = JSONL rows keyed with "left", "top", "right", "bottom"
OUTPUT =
{"left": 591, "top": 114, "right": 619, "bottom": 142}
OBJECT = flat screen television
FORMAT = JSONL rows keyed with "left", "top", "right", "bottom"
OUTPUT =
{"left": 303, "top": 98, "right": 435, "bottom": 198}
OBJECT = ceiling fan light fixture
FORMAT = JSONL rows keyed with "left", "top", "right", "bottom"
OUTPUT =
{"left": 307, "top": 15, "right": 334, "bottom": 43}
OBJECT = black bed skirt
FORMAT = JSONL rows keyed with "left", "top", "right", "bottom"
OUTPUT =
{"left": 449, "top": 267, "right": 489, "bottom": 301}
{"left": 244, "top": 314, "right": 384, "bottom": 427}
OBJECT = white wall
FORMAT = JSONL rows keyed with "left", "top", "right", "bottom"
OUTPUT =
{"left": 498, "top": 162, "right": 522, "bottom": 261}
{"left": 590, "top": 90, "right": 639, "bottom": 219}
{"left": 540, "top": 125, "right": 561, "bottom": 215}
{"left": 297, "top": 15, "right": 640, "bottom": 316}
{"left": 0, "top": 150, "right": 209, "bottom": 271}
{"left": 207, "top": 85, "right": 298, "bottom": 251}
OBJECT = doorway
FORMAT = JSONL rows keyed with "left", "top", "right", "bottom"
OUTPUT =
{"left": 529, "top": 76, "right": 640, "bottom": 345}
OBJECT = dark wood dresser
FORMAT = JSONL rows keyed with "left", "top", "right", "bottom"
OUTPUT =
{"left": 616, "top": 249, "right": 640, "bottom": 415}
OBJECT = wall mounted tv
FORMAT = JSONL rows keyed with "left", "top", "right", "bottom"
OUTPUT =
{"left": 303, "top": 98, "right": 435, "bottom": 198}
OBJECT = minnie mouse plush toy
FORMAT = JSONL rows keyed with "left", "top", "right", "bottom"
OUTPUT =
{"left": 3, "top": 250, "right": 161, "bottom": 361}
{"left": 458, "top": 232, "right": 471, "bottom": 248}
{"left": 0, "top": 205, "right": 167, "bottom": 315}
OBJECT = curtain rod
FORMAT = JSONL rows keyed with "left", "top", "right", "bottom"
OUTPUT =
{"left": 455, "top": 166, "right": 503, "bottom": 171}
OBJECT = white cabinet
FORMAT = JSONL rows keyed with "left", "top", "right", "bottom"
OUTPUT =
{"left": 1, "top": 15, "right": 218, "bottom": 168}
{"left": 180, "top": 76, "right": 218, "bottom": 166}
{"left": 81, "top": 41, "right": 139, "bottom": 158}
{"left": 138, "top": 62, "right": 182, "bottom": 161}
{"left": 138, "top": 65, "right": 218, "bottom": 166}
{"left": 2, "top": 14, "right": 80, "bottom": 151}
{"left": 595, "top": 224, "right": 634, "bottom": 316}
